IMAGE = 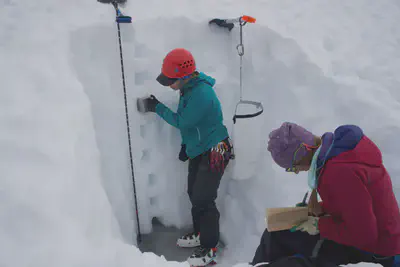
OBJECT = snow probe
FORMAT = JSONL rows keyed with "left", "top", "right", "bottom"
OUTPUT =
{"left": 209, "top": 16, "right": 264, "bottom": 124}
{"left": 98, "top": 0, "right": 141, "bottom": 244}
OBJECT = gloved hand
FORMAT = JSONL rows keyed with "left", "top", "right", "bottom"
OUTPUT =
{"left": 290, "top": 216, "right": 319, "bottom": 235}
{"left": 179, "top": 144, "right": 189, "bottom": 162}
{"left": 145, "top": 95, "right": 160, "bottom": 112}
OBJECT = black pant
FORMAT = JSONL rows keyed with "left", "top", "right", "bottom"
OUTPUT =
{"left": 187, "top": 151, "right": 229, "bottom": 249}
{"left": 251, "top": 229, "right": 395, "bottom": 267}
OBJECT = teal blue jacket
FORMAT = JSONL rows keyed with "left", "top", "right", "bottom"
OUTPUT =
{"left": 155, "top": 72, "right": 229, "bottom": 158}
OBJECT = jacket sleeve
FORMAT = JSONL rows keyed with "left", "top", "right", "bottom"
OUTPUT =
{"left": 318, "top": 165, "right": 378, "bottom": 248}
{"left": 155, "top": 87, "right": 211, "bottom": 130}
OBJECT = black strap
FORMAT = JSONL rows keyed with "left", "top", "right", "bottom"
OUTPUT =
{"left": 312, "top": 239, "right": 325, "bottom": 259}
{"left": 232, "top": 100, "right": 264, "bottom": 124}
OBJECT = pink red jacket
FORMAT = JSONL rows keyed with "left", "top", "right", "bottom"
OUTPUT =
{"left": 316, "top": 125, "right": 400, "bottom": 256}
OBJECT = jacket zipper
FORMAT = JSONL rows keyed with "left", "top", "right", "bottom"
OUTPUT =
{"left": 196, "top": 127, "right": 201, "bottom": 141}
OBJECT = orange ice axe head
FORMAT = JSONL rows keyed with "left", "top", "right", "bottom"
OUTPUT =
{"left": 241, "top": 15, "right": 256, "bottom": 23}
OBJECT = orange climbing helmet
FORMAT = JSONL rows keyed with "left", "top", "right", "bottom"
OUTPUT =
{"left": 156, "top": 48, "right": 196, "bottom": 86}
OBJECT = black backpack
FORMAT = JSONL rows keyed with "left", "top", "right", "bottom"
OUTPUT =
{"left": 254, "top": 255, "right": 339, "bottom": 267}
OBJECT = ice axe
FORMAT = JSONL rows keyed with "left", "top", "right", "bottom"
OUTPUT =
{"left": 209, "top": 15, "right": 256, "bottom": 31}
{"left": 210, "top": 16, "right": 263, "bottom": 124}
{"left": 216, "top": 15, "right": 263, "bottom": 124}
{"left": 209, "top": 18, "right": 235, "bottom": 31}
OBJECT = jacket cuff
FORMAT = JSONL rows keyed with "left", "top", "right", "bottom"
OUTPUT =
{"left": 155, "top": 102, "right": 166, "bottom": 115}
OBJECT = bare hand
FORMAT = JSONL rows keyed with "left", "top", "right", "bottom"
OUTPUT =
{"left": 308, "top": 200, "right": 324, "bottom": 216}
{"left": 308, "top": 190, "right": 324, "bottom": 217}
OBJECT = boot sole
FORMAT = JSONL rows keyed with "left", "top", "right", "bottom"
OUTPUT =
{"left": 176, "top": 242, "right": 201, "bottom": 248}
{"left": 190, "top": 259, "right": 217, "bottom": 266}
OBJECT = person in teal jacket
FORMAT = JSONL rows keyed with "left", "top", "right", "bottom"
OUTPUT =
{"left": 156, "top": 71, "right": 229, "bottom": 159}
{"left": 141, "top": 48, "right": 233, "bottom": 267}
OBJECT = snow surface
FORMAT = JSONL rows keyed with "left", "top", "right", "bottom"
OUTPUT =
{"left": 1, "top": 0, "right": 400, "bottom": 266}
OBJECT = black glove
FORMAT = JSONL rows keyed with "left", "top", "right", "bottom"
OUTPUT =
{"left": 145, "top": 95, "right": 160, "bottom": 112}
{"left": 179, "top": 144, "right": 189, "bottom": 162}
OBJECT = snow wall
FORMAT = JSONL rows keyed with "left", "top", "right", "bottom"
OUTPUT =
{"left": 1, "top": 0, "right": 400, "bottom": 266}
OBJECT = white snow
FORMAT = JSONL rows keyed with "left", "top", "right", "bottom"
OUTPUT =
{"left": 1, "top": 0, "right": 399, "bottom": 267}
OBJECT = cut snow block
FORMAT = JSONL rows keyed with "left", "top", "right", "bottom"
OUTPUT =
{"left": 139, "top": 124, "right": 147, "bottom": 138}
{"left": 149, "top": 196, "right": 157, "bottom": 206}
{"left": 266, "top": 207, "right": 308, "bottom": 232}
{"left": 141, "top": 149, "right": 150, "bottom": 162}
{"left": 148, "top": 173, "right": 156, "bottom": 186}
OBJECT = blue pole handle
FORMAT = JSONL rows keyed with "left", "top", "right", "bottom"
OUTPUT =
{"left": 116, "top": 15, "right": 132, "bottom": 23}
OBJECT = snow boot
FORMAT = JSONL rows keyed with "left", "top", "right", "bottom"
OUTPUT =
{"left": 188, "top": 246, "right": 218, "bottom": 266}
{"left": 177, "top": 232, "right": 200, "bottom": 248}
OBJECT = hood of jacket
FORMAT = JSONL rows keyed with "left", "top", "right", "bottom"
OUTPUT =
{"left": 317, "top": 125, "right": 382, "bottom": 170}
{"left": 180, "top": 72, "right": 216, "bottom": 94}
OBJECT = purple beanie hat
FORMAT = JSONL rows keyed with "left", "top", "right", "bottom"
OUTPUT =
{"left": 267, "top": 122, "right": 316, "bottom": 169}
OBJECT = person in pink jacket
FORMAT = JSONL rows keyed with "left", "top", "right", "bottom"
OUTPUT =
{"left": 251, "top": 122, "right": 400, "bottom": 267}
